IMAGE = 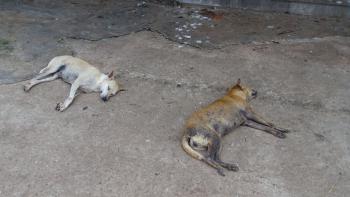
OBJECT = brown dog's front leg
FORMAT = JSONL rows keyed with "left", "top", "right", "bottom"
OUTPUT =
{"left": 243, "top": 120, "right": 286, "bottom": 138}
{"left": 244, "top": 108, "right": 290, "bottom": 133}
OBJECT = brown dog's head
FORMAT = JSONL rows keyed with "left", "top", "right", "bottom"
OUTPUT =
{"left": 227, "top": 79, "right": 257, "bottom": 101}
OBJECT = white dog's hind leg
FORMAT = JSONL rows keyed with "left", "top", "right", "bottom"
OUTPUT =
{"left": 55, "top": 80, "right": 80, "bottom": 112}
{"left": 24, "top": 64, "right": 65, "bottom": 92}
{"left": 24, "top": 73, "right": 58, "bottom": 92}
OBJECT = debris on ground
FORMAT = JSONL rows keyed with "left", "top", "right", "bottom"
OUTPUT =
{"left": 171, "top": 7, "right": 215, "bottom": 47}
{"left": 137, "top": 1, "right": 147, "bottom": 7}
{"left": 200, "top": 9, "right": 224, "bottom": 21}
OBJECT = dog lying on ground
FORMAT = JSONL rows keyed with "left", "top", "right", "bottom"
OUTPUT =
{"left": 181, "top": 79, "right": 289, "bottom": 176}
{"left": 24, "top": 55, "right": 123, "bottom": 111}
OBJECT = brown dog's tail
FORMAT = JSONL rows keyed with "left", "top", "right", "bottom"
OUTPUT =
{"left": 181, "top": 134, "right": 204, "bottom": 161}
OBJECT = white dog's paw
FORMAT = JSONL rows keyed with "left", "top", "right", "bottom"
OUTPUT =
{"left": 55, "top": 103, "right": 66, "bottom": 112}
{"left": 23, "top": 84, "right": 31, "bottom": 92}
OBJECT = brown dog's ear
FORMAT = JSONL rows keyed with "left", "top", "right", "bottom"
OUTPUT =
{"left": 231, "top": 78, "right": 243, "bottom": 90}
{"left": 108, "top": 71, "right": 114, "bottom": 78}
{"left": 236, "top": 78, "right": 241, "bottom": 85}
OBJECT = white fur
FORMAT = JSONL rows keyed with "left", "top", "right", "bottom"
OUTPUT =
{"left": 24, "top": 55, "right": 120, "bottom": 111}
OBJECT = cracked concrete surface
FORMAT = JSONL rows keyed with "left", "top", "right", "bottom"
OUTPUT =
{"left": 1, "top": 0, "right": 349, "bottom": 84}
{"left": 1, "top": 1, "right": 350, "bottom": 197}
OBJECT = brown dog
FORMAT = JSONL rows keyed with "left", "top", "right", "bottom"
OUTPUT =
{"left": 181, "top": 79, "right": 289, "bottom": 176}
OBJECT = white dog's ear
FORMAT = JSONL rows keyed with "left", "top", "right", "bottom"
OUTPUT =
{"left": 108, "top": 71, "right": 114, "bottom": 78}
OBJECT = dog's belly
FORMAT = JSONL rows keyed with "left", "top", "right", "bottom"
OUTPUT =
{"left": 211, "top": 116, "right": 244, "bottom": 136}
{"left": 59, "top": 70, "right": 78, "bottom": 84}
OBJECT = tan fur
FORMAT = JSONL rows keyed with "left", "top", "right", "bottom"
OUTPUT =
{"left": 182, "top": 79, "right": 290, "bottom": 176}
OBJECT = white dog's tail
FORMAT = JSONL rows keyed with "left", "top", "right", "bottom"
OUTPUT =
{"left": 39, "top": 67, "right": 49, "bottom": 74}
{"left": 39, "top": 64, "right": 65, "bottom": 74}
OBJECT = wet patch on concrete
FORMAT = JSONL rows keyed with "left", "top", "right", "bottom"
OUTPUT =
{"left": 0, "top": 0, "right": 349, "bottom": 84}
{"left": 151, "top": 6, "right": 350, "bottom": 48}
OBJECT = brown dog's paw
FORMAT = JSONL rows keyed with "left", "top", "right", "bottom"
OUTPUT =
{"left": 226, "top": 164, "right": 239, "bottom": 172}
{"left": 275, "top": 132, "right": 286, "bottom": 139}
{"left": 217, "top": 168, "right": 225, "bottom": 176}
{"left": 275, "top": 127, "right": 290, "bottom": 133}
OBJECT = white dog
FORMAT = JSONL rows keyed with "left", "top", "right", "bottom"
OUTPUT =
{"left": 24, "top": 55, "right": 123, "bottom": 111}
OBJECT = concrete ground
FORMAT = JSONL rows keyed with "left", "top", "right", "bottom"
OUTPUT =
{"left": 0, "top": 1, "right": 350, "bottom": 197}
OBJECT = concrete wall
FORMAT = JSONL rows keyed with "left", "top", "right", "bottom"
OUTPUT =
{"left": 177, "top": 0, "right": 350, "bottom": 17}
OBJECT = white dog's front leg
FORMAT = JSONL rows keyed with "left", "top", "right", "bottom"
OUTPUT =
{"left": 56, "top": 81, "right": 80, "bottom": 112}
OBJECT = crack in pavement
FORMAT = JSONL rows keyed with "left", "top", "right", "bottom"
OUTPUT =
{"left": 67, "top": 27, "right": 203, "bottom": 49}
{"left": 67, "top": 28, "right": 150, "bottom": 42}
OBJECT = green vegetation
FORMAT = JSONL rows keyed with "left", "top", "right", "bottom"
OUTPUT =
{"left": 0, "top": 38, "right": 13, "bottom": 52}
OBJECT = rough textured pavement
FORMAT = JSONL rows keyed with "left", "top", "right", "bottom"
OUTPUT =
{"left": 1, "top": 1, "right": 350, "bottom": 197}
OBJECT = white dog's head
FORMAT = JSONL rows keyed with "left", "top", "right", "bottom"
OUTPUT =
{"left": 100, "top": 71, "right": 124, "bottom": 102}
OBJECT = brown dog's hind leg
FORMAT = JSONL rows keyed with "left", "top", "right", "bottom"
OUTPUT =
{"left": 184, "top": 128, "right": 237, "bottom": 176}
{"left": 210, "top": 137, "right": 239, "bottom": 172}
{"left": 201, "top": 136, "right": 238, "bottom": 176}
{"left": 197, "top": 137, "right": 226, "bottom": 176}
{"left": 214, "top": 156, "right": 239, "bottom": 172}
{"left": 201, "top": 157, "right": 226, "bottom": 176}
{"left": 244, "top": 120, "right": 286, "bottom": 138}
